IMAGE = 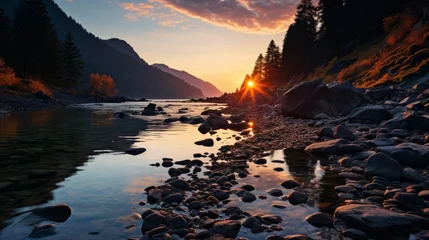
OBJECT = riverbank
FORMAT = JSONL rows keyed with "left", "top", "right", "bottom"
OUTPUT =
{"left": 0, "top": 87, "right": 138, "bottom": 113}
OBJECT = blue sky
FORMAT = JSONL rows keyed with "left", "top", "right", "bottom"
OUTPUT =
{"left": 54, "top": 0, "right": 301, "bottom": 92}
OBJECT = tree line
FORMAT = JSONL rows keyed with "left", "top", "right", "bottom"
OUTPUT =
{"left": 242, "top": 0, "right": 414, "bottom": 89}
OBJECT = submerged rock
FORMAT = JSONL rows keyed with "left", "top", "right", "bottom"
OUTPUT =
{"left": 32, "top": 204, "right": 72, "bottom": 222}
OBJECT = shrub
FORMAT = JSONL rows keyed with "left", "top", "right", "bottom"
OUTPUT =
{"left": 89, "top": 73, "right": 117, "bottom": 96}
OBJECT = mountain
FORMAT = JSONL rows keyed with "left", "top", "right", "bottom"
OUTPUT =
{"left": 0, "top": 0, "right": 204, "bottom": 99}
{"left": 105, "top": 38, "right": 145, "bottom": 63}
{"left": 153, "top": 64, "right": 223, "bottom": 97}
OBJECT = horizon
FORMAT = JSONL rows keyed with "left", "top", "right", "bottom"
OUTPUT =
{"left": 53, "top": 0, "right": 301, "bottom": 93}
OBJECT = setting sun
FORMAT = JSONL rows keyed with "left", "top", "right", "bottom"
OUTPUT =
{"left": 247, "top": 80, "right": 254, "bottom": 88}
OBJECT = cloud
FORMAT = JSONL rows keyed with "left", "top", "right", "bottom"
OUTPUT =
{"left": 149, "top": 0, "right": 299, "bottom": 33}
{"left": 119, "top": 0, "right": 300, "bottom": 33}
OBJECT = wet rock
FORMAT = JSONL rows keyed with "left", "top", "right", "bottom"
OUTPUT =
{"left": 198, "top": 123, "right": 212, "bottom": 135}
{"left": 377, "top": 143, "right": 429, "bottom": 167}
{"left": 254, "top": 158, "right": 267, "bottom": 164}
{"left": 283, "top": 234, "right": 312, "bottom": 240}
{"left": 338, "top": 157, "right": 353, "bottom": 167}
{"left": 148, "top": 189, "right": 163, "bottom": 202}
{"left": 343, "top": 228, "right": 367, "bottom": 240}
{"left": 305, "top": 212, "right": 333, "bottom": 228}
{"left": 381, "top": 111, "right": 429, "bottom": 131}
{"left": 334, "top": 125, "right": 356, "bottom": 141}
{"left": 163, "top": 193, "right": 184, "bottom": 204}
{"left": 266, "top": 188, "right": 283, "bottom": 197}
{"left": 318, "top": 127, "right": 334, "bottom": 138}
{"left": 195, "top": 139, "right": 214, "bottom": 147}
{"left": 206, "top": 114, "right": 229, "bottom": 130}
{"left": 29, "top": 223, "right": 56, "bottom": 238}
{"left": 201, "top": 109, "right": 222, "bottom": 116}
{"left": 266, "top": 235, "right": 284, "bottom": 240}
{"left": 229, "top": 122, "right": 249, "bottom": 131}
{"left": 419, "top": 190, "right": 429, "bottom": 200}
{"left": 125, "top": 148, "right": 147, "bottom": 156}
{"left": 168, "top": 168, "right": 182, "bottom": 177}
{"left": 146, "top": 226, "right": 168, "bottom": 237}
{"left": 32, "top": 204, "right": 72, "bottom": 222}
{"left": 393, "top": 192, "right": 425, "bottom": 208}
{"left": 170, "top": 179, "right": 190, "bottom": 190}
{"left": 389, "top": 129, "right": 410, "bottom": 138}
{"left": 305, "top": 139, "right": 350, "bottom": 155}
{"left": 365, "top": 138, "right": 395, "bottom": 147}
{"left": 166, "top": 216, "right": 188, "bottom": 229}
{"left": 287, "top": 191, "right": 308, "bottom": 205}
{"left": 364, "top": 153, "right": 403, "bottom": 181}
{"left": 208, "top": 234, "right": 233, "bottom": 240}
{"left": 211, "top": 189, "right": 230, "bottom": 201}
{"left": 241, "top": 191, "right": 257, "bottom": 202}
{"left": 162, "top": 161, "right": 174, "bottom": 167}
{"left": 141, "top": 212, "right": 167, "bottom": 233}
{"left": 334, "top": 204, "right": 428, "bottom": 233}
{"left": 212, "top": 220, "right": 241, "bottom": 238}
{"left": 334, "top": 185, "right": 356, "bottom": 193}
{"left": 403, "top": 167, "right": 423, "bottom": 183}
{"left": 241, "top": 184, "right": 255, "bottom": 191}
{"left": 281, "top": 179, "right": 301, "bottom": 189}
{"left": 348, "top": 105, "right": 393, "bottom": 123}
{"left": 142, "top": 103, "right": 158, "bottom": 116}
{"left": 188, "top": 116, "right": 204, "bottom": 124}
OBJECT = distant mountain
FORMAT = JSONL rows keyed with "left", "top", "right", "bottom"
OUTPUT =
{"left": 0, "top": 0, "right": 204, "bottom": 99}
{"left": 153, "top": 64, "right": 223, "bottom": 97}
{"left": 105, "top": 38, "right": 145, "bottom": 63}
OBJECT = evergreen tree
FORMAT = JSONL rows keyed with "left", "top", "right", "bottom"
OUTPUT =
{"left": 251, "top": 54, "right": 265, "bottom": 82}
{"left": 13, "top": 0, "right": 63, "bottom": 84}
{"left": 281, "top": 0, "right": 317, "bottom": 82}
{"left": 62, "top": 32, "right": 83, "bottom": 89}
{"left": 0, "top": 8, "right": 13, "bottom": 63}
{"left": 318, "top": 0, "right": 344, "bottom": 56}
{"left": 263, "top": 40, "right": 282, "bottom": 85}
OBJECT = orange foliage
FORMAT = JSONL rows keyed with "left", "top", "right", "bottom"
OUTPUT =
{"left": 384, "top": 13, "right": 417, "bottom": 46}
{"left": 338, "top": 59, "right": 373, "bottom": 82}
{"left": 0, "top": 58, "right": 52, "bottom": 96}
{"left": 89, "top": 73, "right": 117, "bottom": 96}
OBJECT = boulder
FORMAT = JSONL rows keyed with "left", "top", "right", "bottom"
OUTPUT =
{"left": 365, "top": 87, "right": 393, "bottom": 101}
{"left": 32, "top": 204, "right": 72, "bottom": 222}
{"left": 241, "top": 191, "right": 257, "bottom": 202}
{"left": 141, "top": 212, "right": 167, "bottom": 233}
{"left": 281, "top": 179, "right": 301, "bottom": 189}
{"left": 170, "top": 179, "right": 190, "bottom": 190}
{"left": 166, "top": 216, "right": 188, "bottom": 229}
{"left": 334, "top": 125, "right": 356, "bottom": 140}
{"left": 381, "top": 111, "right": 429, "bottom": 131}
{"left": 305, "top": 212, "right": 333, "bottom": 228}
{"left": 364, "top": 153, "right": 403, "bottom": 181}
{"left": 198, "top": 123, "right": 211, "bottom": 135}
{"left": 334, "top": 204, "right": 428, "bottom": 233}
{"left": 318, "top": 127, "right": 333, "bottom": 138}
{"left": 125, "top": 148, "right": 146, "bottom": 156}
{"left": 348, "top": 105, "right": 393, "bottom": 123}
{"left": 142, "top": 103, "right": 158, "bottom": 116}
{"left": 201, "top": 109, "right": 222, "bottom": 116}
{"left": 206, "top": 114, "right": 229, "bottom": 130}
{"left": 329, "top": 82, "right": 369, "bottom": 115}
{"left": 195, "top": 138, "right": 214, "bottom": 147}
{"left": 187, "top": 116, "right": 204, "bottom": 124}
{"left": 305, "top": 139, "right": 350, "bottom": 155}
{"left": 288, "top": 191, "right": 308, "bottom": 205}
{"left": 163, "top": 193, "right": 184, "bottom": 204}
{"left": 377, "top": 143, "right": 429, "bottom": 167}
{"left": 212, "top": 220, "right": 241, "bottom": 238}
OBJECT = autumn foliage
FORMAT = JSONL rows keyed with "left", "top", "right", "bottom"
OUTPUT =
{"left": 0, "top": 58, "right": 52, "bottom": 96}
{"left": 89, "top": 73, "right": 117, "bottom": 96}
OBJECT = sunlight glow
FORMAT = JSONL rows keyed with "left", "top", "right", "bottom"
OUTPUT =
{"left": 239, "top": 80, "right": 271, "bottom": 104}
{"left": 248, "top": 121, "right": 254, "bottom": 128}
{"left": 247, "top": 80, "right": 254, "bottom": 88}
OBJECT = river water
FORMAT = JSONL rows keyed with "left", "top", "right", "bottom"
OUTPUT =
{"left": 0, "top": 101, "right": 345, "bottom": 240}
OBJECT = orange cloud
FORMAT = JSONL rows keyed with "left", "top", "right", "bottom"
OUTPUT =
{"left": 119, "top": 2, "right": 187, "bottom": 26}
{"left": 148, "top": 0, "right": 299, "bottom": 33}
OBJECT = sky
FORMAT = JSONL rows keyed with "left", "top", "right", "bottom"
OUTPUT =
{"left": 54, "top": 0, "right": 302, "bottom": 92}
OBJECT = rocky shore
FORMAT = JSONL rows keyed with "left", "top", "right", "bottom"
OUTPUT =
{"left": 122, "top": 80, "right": 429, "bottom": 240}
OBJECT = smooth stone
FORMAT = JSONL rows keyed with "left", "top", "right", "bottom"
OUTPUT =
{"left": 281, "top": 179, "right": 301, "bottom": 189}
{"left": 141, "top": 213, "right": 167, "bottom": 233}
{"left": 283, "top": 234, "right": 312, "bottom": 240}
{"left": 170, "top": 179, "right": 190, "bottom": 190}
{"left": 241, "top": 191, "right": 257, "bottom": 202}
{"left": 166, "top": 216, "right": 188, "bottom": 229}
{"left": 364, "top": 153, "right": 403, "bottom": 181}
{"left": 334, "top": 125, "right": 356, "bottom": 141}
{"left": 212, "top": 220, "right": 241, "bottom": 238}
{"left": 125, "top": 148, "right": 146, "bottom": 156}
{"left": 348, "top": 105, "right": 393, "bottom": 123}
{"left": 32, "top": 204, "right": 72, "bottom": 222}
{"left": 195, "top": 139, "right": 214, "bottom": 147}
{"left": 254, "top": 158, "right": 267, "bottom": 164}
{"left": 305, "top": 212, "right": 333, "bottom": 228}
{"left": 305, "top": 139, "right": 350, "bottom": 155}
{"left": 343, "top": 228, "right": 367, "bottom": 240}
{"left": 287, "top": 191, "right": 308, "bottom": 205}
{"left": 266, "top": 188, "right": 283, "bottom": 197}
{"left": 377, "top": 143, "right": 429, "bottom": 167}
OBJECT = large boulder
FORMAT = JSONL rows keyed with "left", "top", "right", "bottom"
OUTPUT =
{"left": 381, "top": 111, "right": 429, "bottom": 131}
{"left": 142, "top": 103, "right": 158, "bottom": 116}
{"left": 305, "top": 139, "right": 350, "bottom": 155}
{"left": 364, "top": 153, "right": 403, "bottom": 181}
{"left": 212, "top": 220, "right": 241, "bottom": 238}
{"left": 348, "top": 105, "right": 393, "bottom": 123}
{"left": 377, "top": 143, "right": 429, "bottom": 167}
{"left": 334, "top": 204, "right": 428, "bottom": 233}
{"left": 328, "top": 82, "right": 369, "bottom": 115}
{"left": 206, "top": 114, "right": 229, "bottom": 130}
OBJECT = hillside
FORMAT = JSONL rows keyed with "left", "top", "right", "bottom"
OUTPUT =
{"left": 105, "top": 38, "right": 145, "bottom": 64}
{"left": 153, "top": 64, "right": 223, "bottom": 97}
{"left": 0, "top": 0, "right": 204, "bottom": 99}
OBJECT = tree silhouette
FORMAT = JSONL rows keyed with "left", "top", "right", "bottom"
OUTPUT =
{"left": 62, "top": 32, "right": 83, "bottom": 89}
{"left": 281, "top": 0, "right": 317, "bottom": 82}
{"left": 318, "top": 0, "right": 344, "bottom": 57}
{"left": 0, "top": 8, "right": 12, "bottom": 64}
{"left": 251, "top": 54, "right": 265, "bottom": 82}
{"left": 264, "top": 40, "right": 282, "bottom": 85}
{"left": 13, "top": 0, "right": 63, "bottom": 84}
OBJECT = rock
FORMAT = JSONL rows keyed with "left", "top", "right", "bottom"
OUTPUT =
{"left": 305, "top": 212, "right": 333, "bottom": 228}
{"left": 381, "top": 111, "right": 429, "bottom": 131}
{"left": 148, "top": 189, "right": 163, "bottom": 202}
{"left": 241, "top": 191, "right": 257, "bottom": 202}
{"left": 206, "top": 114, "right": 229, "bottom": 130}
{"left": 241, "top": 185, "right": 255, "bottom": 191}
{"left": 419, "top": 190, "right": 429, "bottom": 199}
{"left": 305, "top": 139, "right": 350, "bottom": 155}
{"left": 188, "top": 201, "right": 202, "bottom": 210}
{"left": 125, "top": 148, "right": 146, "bottom": 156}
{"left": 254, "top": 158, "right": 267, "bottom": 164}
{"left": 348, "top": 105, "right": 393, "bottom": 123}
{"left": 163, "top": 193, "right": 184, "bottom": 204}
{"left": 334, "top": 204, "right": 428, "bottom": 233}
{"left": 29, "top": 223, "right": 56, "bottom": 238}
{"left": 142, "top": 103, "right": 158, "bottom": 115}
{"left": 266, "top": 235, "right": 284, "bottom": 240}
{"left": 364, "top": 153, "right": 403, "bottom": 181}
{"left": 343, "top": 228, "right": 367, "bottom": 240}
{"left": 389, "top": 129, "right": 410, "bottom": 138}
{"left": 168, "top": 168, "right": 182, "bottom": 177}
{"left": 208, "top": 234, "right": 233, "bottom": 240}
{"left": 288, "top": 191, "right": 308, "bottom": 205}
{"left": 266, "top": 188, "right": 283, "bottom": 197}
{"left": 399, "top": 96, "right": 418, "bottom": 106}
{"left": 403, "top": 167, "right": 423, "bottom": 183}
{"left": 281, "top": 180, "right": 301, "bottom": 189}
{"left": 394, "top": 192, "right": 425, "bottom": 207}
{"left": 377, "top": 143, "right": 429, "bottom": 167}
{"left": 334, "top": 125, "right": 355, "bottom": 140}
{"left": 166, "top": 216, "right": 188, "bottom": 229}
{"left": 211, "top": 189, "right": 230, "bottom": 201}
{"left": 195, "top": 139, "right": 214, "bottom": 147}
{"left": 318, "top": 127, "right": 334, "bottom": 138}
{"left": 170, "top": 179, "right": 190, "bottom": 190}
{"left": 32, "top": 204, "right": 72, "bottom": 222}
{"left": 365, "top": 138, "right": 395, "bottom": 147}
{"left": 228, "top": 122, "right": 249, "bottom": 131}
{"left": 162, "top": 161, "right": 174, "bottom": 167}
{"left": 142, "top": 212, "right": 167, "bottom": 233}
{"left": 198, "top": 123, "right": 211, "bottom": 134}
{"left": 188, "top": 116, "right": 204, "bottom": 124}
{"left": 34, "top": 91, "right": 52, "bottom": 100}
{"left": 201, "top": 109, "right": 222, "bottom": 116}
{"left": 283, "top": 234, "right": 312, "bottom": 240}
{"left": 146, "top": 226, "right": 168, "bottom": 237}
{"left": 329, "top": 82, "right": 369, "bottom": 115}
{"left": 365, "top": 87, "right": 393, "bottom": 101}
{"left": 314, "top": 113, "right": 330, "bottom": 120}
{"left": 212, "top": 220, "right": 241, "bottom": 238}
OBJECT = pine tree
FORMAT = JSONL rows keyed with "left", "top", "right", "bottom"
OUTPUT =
{"left": 251, "top": 54, "right": 264, "bottom": 82}
{"left": 281, "top": 0, "right": 317, "bottom": 82}
{"left": 318, "top": 0, "right": 344, "bottom": 56}
{"left": 263, "top": 40, "right": 282, "bottom": 85}
{"left": 0, "top": 8, "right": 13, "bottom": 63}
{"left": 62, "top": 32, "right": 83, "bottom": 89}
{"left": 13, "top": 0, "right": 63, "bottom": 84}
